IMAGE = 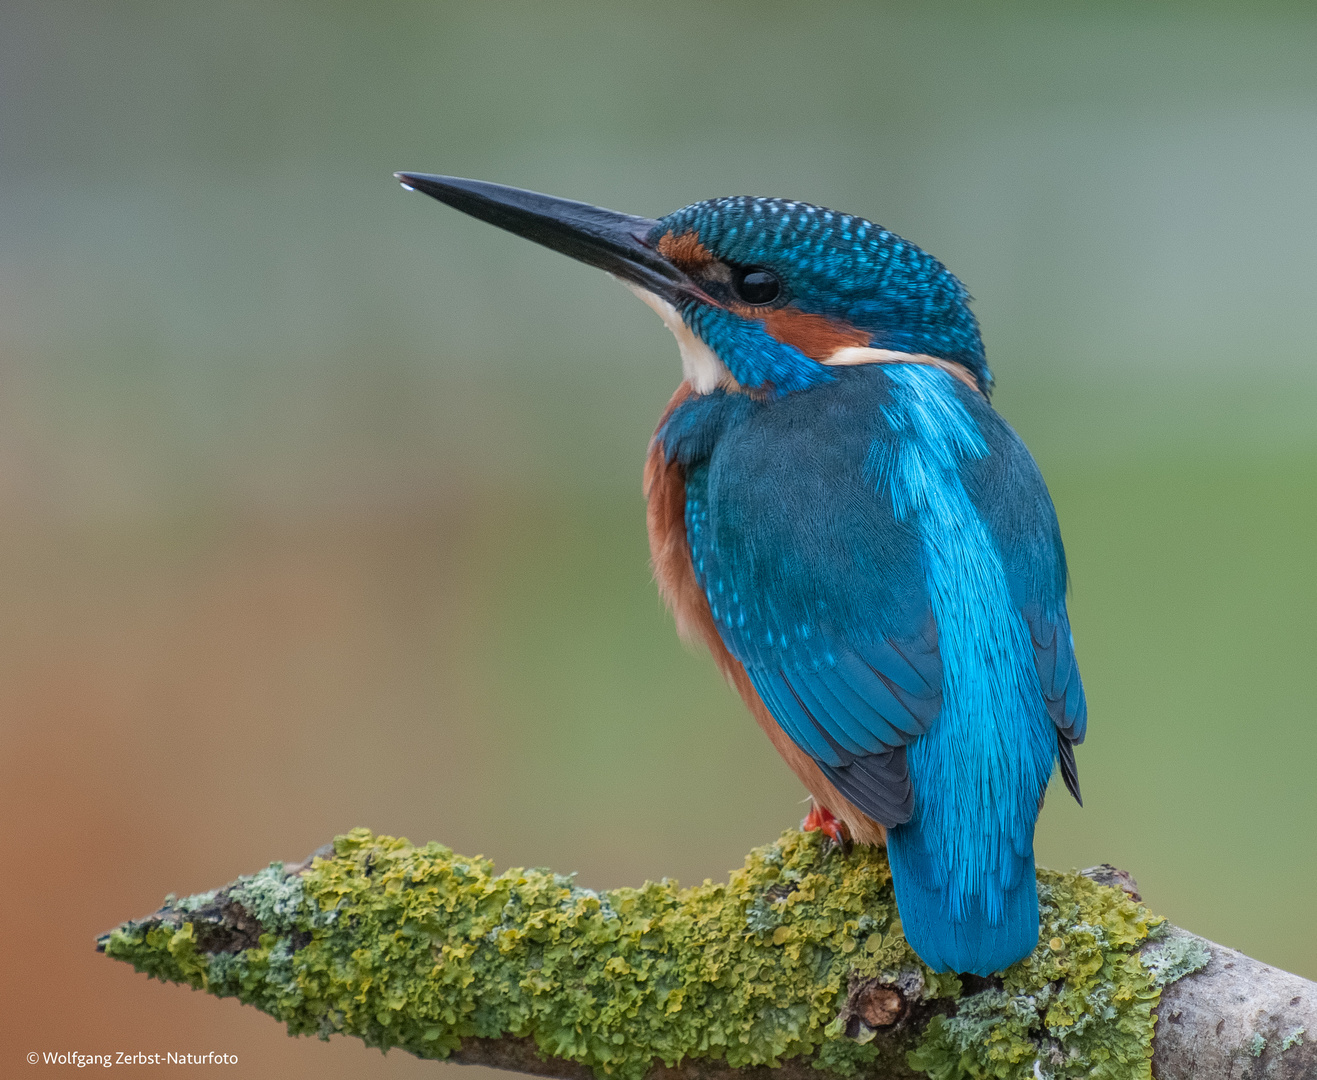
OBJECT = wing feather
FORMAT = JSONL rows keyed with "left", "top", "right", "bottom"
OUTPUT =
{"left": 1024, "top": 604, "right": 1086, "bottom": 805}
{"left": 744, "top": 631, "right": 941, "bottom": 827}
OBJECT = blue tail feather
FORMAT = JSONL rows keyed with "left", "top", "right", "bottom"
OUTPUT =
{"left": 887, "top": 822, "right": 1039, "bottom": 976}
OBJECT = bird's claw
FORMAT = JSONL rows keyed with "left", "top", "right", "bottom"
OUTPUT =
{"left": 802, "top": 802, "right": 852, "bottom": 856}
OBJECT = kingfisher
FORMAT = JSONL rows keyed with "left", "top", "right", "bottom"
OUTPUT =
{"left": 395, "top": 173, "right": 1086, "bottom": 977}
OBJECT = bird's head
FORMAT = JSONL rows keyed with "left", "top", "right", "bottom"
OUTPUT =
{"left": 397, "top": 174, "right": 990, "bottom": 397}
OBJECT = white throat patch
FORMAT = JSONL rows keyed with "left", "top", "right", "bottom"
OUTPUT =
{"left": 622, "top": 282, "right": 739, "bottom": 394}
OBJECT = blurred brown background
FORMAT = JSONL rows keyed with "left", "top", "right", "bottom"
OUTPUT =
{"left": 2, "top": 1, "right": 1315, "bottom": 1076}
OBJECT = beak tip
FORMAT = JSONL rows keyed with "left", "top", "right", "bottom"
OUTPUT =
{"left": 394, "top": 171, "right": 420, "bottom": 191}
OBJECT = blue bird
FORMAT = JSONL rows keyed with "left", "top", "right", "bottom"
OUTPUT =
{"left": 396, "top": 174, "right": 1086, "bottom": 977}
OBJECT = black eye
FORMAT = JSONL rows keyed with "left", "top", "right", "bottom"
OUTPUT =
{"left": 733, "top": 267, "right": 781, "bottom": 305}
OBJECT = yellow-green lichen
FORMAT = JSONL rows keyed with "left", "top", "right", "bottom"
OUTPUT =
{"left": 908, "top": 870, "right": 1164, "bottom": 1080}
{"left": 101, "top": 829, "right": 1175, "bottom": 1080}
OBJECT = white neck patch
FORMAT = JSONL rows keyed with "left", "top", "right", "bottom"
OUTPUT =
{"left": 622, "top": 282, "right": 739, "bottom": 394}
{"left": 822, "top": 345, "right": 981, "bottom": 395}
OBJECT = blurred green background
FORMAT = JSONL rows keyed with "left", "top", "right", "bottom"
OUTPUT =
{"left": 2, "top": 2, "right": 1315, "bottom": 1075}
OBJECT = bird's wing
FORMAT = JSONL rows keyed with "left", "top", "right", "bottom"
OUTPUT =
{"left": 743, "top": 624, "right": 942, "bottom": 827}
{"left": 683, "top": 447, "right": 941, "bottom": 828}
{"left": 715, "top": 559, "right": 1087, "bottom": 825}
{"left": 965, "top": 388, "right": 1087, "bottom": 808}
{"left": 1023, "top": 603, "right": 1087, "bottom": 805}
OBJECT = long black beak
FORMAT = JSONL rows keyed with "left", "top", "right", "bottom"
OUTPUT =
{"left": 395, "top": 173, "right": 692, "bottom": 302}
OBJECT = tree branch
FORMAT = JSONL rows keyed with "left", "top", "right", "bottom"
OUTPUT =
{"left": 97, "top": 829, "right": 1314, "bottom": 1080}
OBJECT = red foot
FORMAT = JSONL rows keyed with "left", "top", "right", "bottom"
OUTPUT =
{"left": 802, "top": 802, "right": 850, "bottom": 846}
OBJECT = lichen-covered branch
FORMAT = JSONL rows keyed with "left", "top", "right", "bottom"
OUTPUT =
{"left": 97, "top": 829, "right": 1315, "bottom": 1080}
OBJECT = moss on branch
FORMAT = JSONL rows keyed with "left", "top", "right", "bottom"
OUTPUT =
{"left": 99, "top": 828, "right": 1184, "bottom": 1080}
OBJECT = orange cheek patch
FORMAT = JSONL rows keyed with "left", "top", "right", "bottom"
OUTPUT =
{"left": 750, "top": 306, "right": 871, "bottom": 361}
{"left": 657, "top": 230, "right": 717, "bottom": 271}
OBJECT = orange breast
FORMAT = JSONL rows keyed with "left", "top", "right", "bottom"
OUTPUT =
{"left": 644, "top": 383, "right": 887, "bottom": 847}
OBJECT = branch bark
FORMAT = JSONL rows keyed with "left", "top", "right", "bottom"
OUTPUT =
{"left": 1151, "top": 934, "right": 1314, "bottom": 1079}
{"left": 97, "top": 830, "right": 1315, "bottom": 1080}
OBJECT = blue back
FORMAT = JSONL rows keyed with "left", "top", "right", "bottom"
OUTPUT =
{"left": 660, "top": 363, "right": 1085, "bottom": 974}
